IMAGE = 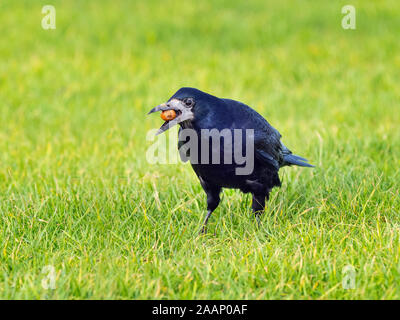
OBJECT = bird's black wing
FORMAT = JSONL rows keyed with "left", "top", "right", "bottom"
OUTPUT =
{"left": 222, "top": 99, "right": 284, "bottom": 171}
{"left": 253, "top": 124, "right": 283, "bottom": 171}
{"left": 248, "top": 110, "right": 314, "bottom": 169}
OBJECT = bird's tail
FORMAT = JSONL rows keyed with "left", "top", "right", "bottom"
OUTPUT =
{"left": 283, "top": 153, "right": 314, "bottom": 168}
{"left": 280, "top": 142, "right": 314, "bottom": 168}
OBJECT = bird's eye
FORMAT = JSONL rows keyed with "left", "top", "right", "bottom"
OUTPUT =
{"left": 184, "top": 98, "right": 194, "bottom": 107}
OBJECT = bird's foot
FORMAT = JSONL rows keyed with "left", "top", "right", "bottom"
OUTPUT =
{"left": 255, "top": 214, "right": 262, "bottom": 228}
{"left": 199, "top": 225, "right": 207, "bottom": 235}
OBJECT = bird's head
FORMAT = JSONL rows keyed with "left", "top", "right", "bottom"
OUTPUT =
{"left": 148, "top": 87, "right": 216, "bottom": 135}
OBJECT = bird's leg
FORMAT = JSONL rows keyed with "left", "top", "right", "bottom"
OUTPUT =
{"left": 199, "top": 183, "right": 221, "bottom": 234}
{"left": 201, "top": 210, "right": 213, "bottom": 234}
{"left": 252, "top": 193, "right": 267, "bottom": 226}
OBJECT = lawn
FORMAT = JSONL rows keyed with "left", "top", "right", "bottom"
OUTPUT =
{"left": 0, "top": 0, "right": 399, "bottom": 299}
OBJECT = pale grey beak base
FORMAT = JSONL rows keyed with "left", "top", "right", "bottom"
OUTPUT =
{"left": 147, "top": 99, "right": 194, "bottom": 135}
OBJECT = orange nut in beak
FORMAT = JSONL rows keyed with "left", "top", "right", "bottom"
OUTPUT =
{"left": 161, "top": 109, "right": 177, "bottom": 121}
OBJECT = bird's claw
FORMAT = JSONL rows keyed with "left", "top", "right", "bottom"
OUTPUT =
{"left": 199, "top": 226, "right": 207, "bottom": 235}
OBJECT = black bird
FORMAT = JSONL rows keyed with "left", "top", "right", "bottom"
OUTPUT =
{"left": 148, "top": 87, "right": 313, "bottom": 233}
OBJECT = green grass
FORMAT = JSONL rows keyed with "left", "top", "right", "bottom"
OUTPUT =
{"left": 1, "top": 0, "right": 400, "bottom": 299}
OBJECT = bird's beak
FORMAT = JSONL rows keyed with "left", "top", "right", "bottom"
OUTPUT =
{"left": 147, "top": 98, "right": 194, "bottom": 135}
